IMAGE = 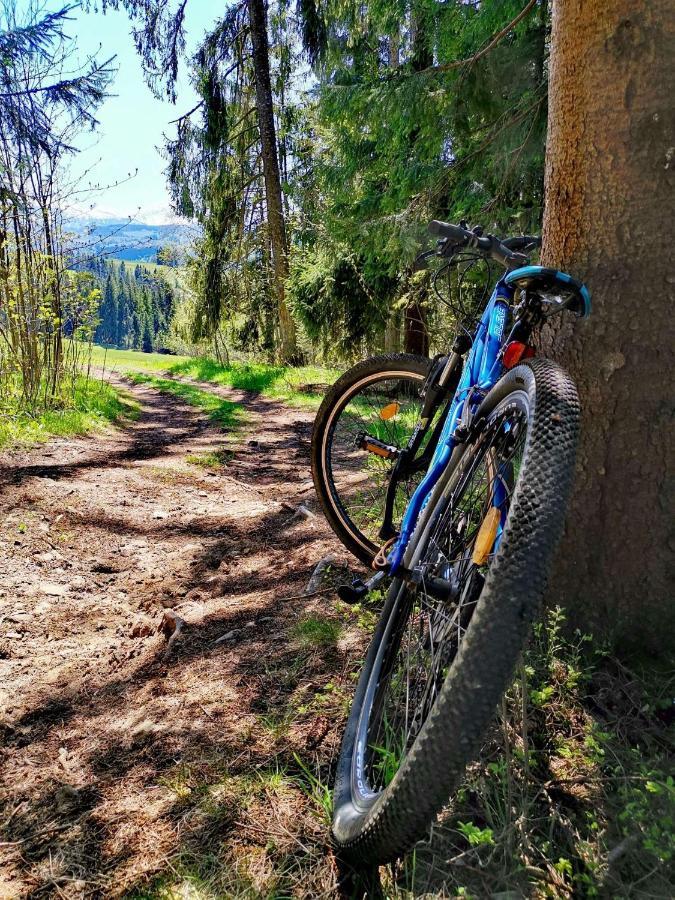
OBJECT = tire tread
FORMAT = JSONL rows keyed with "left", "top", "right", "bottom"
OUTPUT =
{"left": 332, "top": 358, "right": 580, "bottom": 862}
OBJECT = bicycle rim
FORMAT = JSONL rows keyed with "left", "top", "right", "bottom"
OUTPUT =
{"left": 353, "top": 397, "right": 529, "bottom": 802}
{"left": 322, "top": 371, "right": 435, "bottom": 551}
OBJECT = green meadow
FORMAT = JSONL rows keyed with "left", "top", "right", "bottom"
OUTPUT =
{"left": 89, "top": 345, "right": 340, "bottom": 409}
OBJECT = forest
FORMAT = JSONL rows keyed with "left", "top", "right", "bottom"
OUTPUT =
{"left": 81, "top": 259, "right": 177, "bottom": 352}
{"left": 151, "top": 0, "right": 549, "bottom": 361}
{"left": 0, "top": 0, "right": 672, "bottom": 898}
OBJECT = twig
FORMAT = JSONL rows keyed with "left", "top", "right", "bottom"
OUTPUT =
{"left": 168, "top": 99, "right": 204, "bottom": 124}
{"left": 2, "top": 800, "right": 29, "bottom": 829}
{"left": 544, "top": 774, "right": 662, "bottom": 787}
{"left": 500, "top": 695, "right": 514, "bottom": 850}
{"left": 233, "top": 820, "right": 288, "bottom": 839}
{"left": 520, "top": 663, "right": 530, "bottom": 777}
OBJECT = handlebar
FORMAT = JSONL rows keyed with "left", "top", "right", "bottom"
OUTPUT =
{"left": 502, "top": 234, "right": 541, "bottom": 252}
{"left": 428, "top": 220, "right": 540, "bottom": 269}
{"left": 428, "top": 220, "right": 473, "bottom": 243}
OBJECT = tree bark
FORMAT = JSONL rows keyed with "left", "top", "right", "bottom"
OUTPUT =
{"left": 541, "top": 0, "right": 674, "bottom": 655}
{"left": 404, "top": 3, "right": 433, "bottom": 357}
{"left": 403, "top": 294, "right": 430, "bottom": 356}
{"left": 384, "top": 308, "right": 401, "bottom": 353}
{"left": 388, "top": 29, "right": 400, "bottom": 69}
{"left": 246, "top": 0, "right": 297, "bottom": 362}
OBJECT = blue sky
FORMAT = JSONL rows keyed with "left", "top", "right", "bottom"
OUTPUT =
{"left": 38, "top": 2, "right": 215, "bottom": 223}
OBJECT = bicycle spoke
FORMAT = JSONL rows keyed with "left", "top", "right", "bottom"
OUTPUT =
{"left": 362, "top": 407, "right": 528, "bottom": 794}
{"left": 328, "top": 375, "right": 433, "bottom": 545}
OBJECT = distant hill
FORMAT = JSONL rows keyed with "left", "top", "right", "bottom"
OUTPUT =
{"left": 64, "top": 217, "right": 199, "bottom": 263}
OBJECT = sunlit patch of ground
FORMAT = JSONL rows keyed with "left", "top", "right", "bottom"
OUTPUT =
{"left": 0, "top": 373, "right": 671, "bottom": 898}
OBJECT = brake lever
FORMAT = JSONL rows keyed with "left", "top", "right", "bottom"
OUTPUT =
{"left": 412, "top": 249, "right": 437, "bottom": 272}
{"left": 505, "top": 251, "right": 530, "bottom": 269}
{"left": 487, "top": 234, "right": 530, "bottom": 269}
{"left": 440, "top": 238, "right": 469, "bottom": 258}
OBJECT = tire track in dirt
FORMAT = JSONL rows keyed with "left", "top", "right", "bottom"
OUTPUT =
{"left": 0, "top": 374, "right": 361, "bottom": 897}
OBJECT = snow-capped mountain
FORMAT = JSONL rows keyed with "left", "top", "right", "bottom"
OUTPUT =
{"left": 64, "top": 216, "right": 199, "bottom": 263}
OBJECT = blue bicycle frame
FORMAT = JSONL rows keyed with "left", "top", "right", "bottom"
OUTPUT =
{"left": 387, "top": 277, "right": 518, "bottom": 575}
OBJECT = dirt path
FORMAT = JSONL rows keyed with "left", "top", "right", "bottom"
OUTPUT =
{"left": 0, "top": 376, "right": 362, "bottom": 897}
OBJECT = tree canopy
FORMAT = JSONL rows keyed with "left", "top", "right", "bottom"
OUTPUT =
{"left": 107, "top": 0, "right": 547, "bottom": 361}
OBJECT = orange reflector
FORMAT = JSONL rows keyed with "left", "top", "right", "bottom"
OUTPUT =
{"left": 503, "top": 341, "right": 535, "bottom": 369}
{"left": 379, "top": 402, "right": 400, "bottom": 420}
{"left": 472, "top": 507, "right": 501, "bottom": 565}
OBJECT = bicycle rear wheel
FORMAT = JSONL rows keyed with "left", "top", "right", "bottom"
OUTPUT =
{"left": 332, "top": 359, "right": 580, "bottom": 862}
{"left": 311, "top": 354, "right": 434, "bottom": 565}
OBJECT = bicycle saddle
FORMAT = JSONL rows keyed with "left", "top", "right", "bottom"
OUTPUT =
{"left": 505, "top": 265, "right": 591, "bottom": 318}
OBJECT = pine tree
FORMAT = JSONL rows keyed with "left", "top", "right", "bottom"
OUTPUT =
{"left": 94, "top": 274, "right": 117, "bottom": 345}
{"left": 87, "top": 259, "right": 177, "bottom": 349}
{"left": 142, "top": 315, "right": 154, "bottom": 352}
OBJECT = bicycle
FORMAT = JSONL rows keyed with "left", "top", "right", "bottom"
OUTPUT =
{"left": 310, "top": 220, "right": 591, "bottom": 863}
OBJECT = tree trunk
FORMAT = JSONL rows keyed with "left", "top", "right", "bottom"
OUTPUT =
{"left": 403, "top": 296, "right": 429, "bottom": 356}
{"left": 246, "top": 0, "right": 297, "bottom": 362}
{"left": 388, "top": 29, "right": 400, "bottom": 69}
{"left": 541, "top": 0, "right": 674, "bottom": 655}
{"left": 404, "top": 4, "right": 434, "bottom": 357}
{"left": 384, "top": 308, "right": 401, "bottom": 353}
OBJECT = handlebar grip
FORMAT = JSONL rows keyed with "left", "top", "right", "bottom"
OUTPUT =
{"left": 428, "top": 220, "right": 470, "bottom": 243}
{"left": 502, "top": 235, "right": 542, "bottom": 251}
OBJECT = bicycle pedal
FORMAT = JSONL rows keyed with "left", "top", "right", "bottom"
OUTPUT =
{"left": 338, "top": 570, "right": 387, "bottom": 605}
{"left": 337, "top": 579, "right": 369, "bottom": 604}
{"left": 356, "top": 433, "right": 400, "bottom": 460}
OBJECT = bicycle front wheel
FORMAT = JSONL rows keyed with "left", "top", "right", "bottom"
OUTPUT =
{"left": 332, "top": 359, "right": 580, "bottom": 863}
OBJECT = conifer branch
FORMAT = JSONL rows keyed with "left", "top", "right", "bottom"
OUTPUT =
{"left": 419, "top": 0, "right": 538, "bottom": 76}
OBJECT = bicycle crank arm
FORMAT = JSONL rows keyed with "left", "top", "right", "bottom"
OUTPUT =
{"left": 337, "top": 570, "right": 388, "bottom": 605}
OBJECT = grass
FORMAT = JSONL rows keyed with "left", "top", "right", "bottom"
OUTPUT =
{"left": 257, "top": 710, "right": 295, "bottom": 741}
{"left": 106, "top": 258, "right": 184, "bottom": 285}
{"left": 381, "top": 607, "right": 675, "bottom": 898}
{"left": 291, "top": 754, "right": 333, "bottom": 826}
{"left": 127, "top": 373, "right": 246, "bottom": 433}
{"left": 131, "top": 762, "right": 330, "bottom": 899}
{"left": 87, "top": 344, "right": 193, "bottom": 374}
{"left": 292, "top": 615, "right": 342, "bottom": 648}
{"left": 164, "top": 356, "right": 340, "bottom": 409}
{"left": 85, "top": 344, "right": 340, "bottom": 409}
{"left": 0, "top": 375, "right": 138, "bottom": 448}
{"left": 243, "top": 605, "right": 674, "bottom": 899}
{"left": 186, "top": 449, "right": 234, "bottom": 469}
